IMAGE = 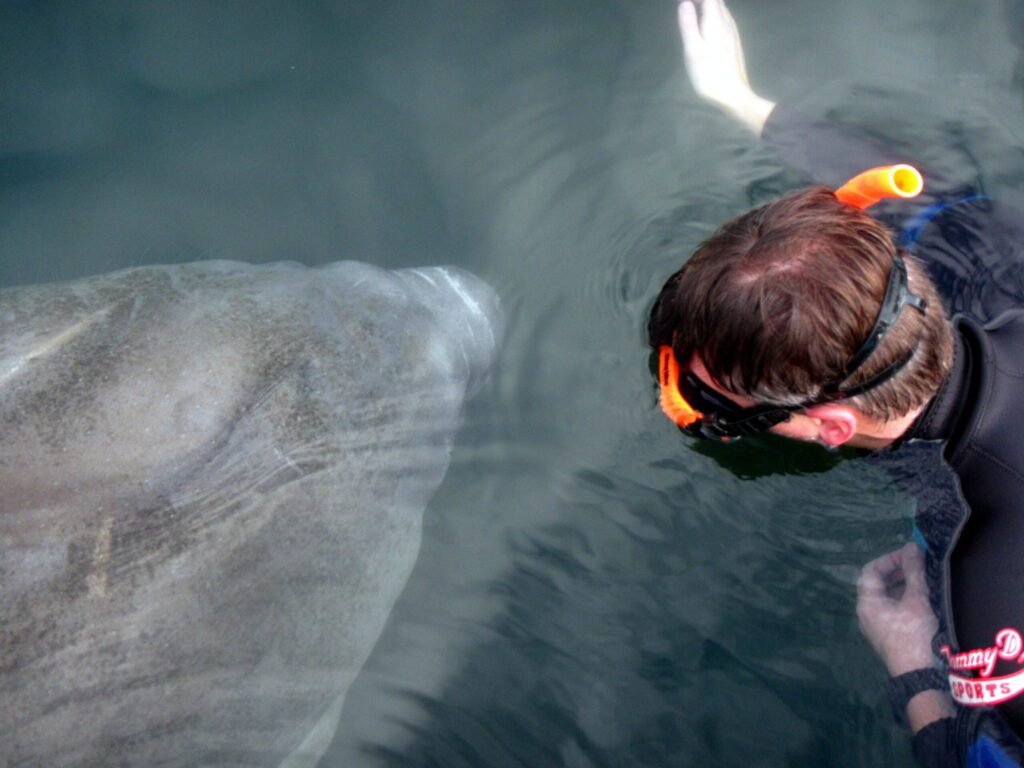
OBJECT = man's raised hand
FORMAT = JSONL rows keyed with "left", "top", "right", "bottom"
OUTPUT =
{"left": 677, "top": 0, "right": 776, "bottom": 134}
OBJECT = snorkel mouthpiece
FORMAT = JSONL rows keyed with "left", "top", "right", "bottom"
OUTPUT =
{"left": 834, "top": 164, "right": 923, "bottom": 210}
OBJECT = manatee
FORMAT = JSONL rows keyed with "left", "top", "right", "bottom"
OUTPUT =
{"left": 0, "top": 259, "right": 502, "bottom": 767}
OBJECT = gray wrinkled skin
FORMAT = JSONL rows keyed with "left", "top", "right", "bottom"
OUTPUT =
{"left": 0, "top": 260, "right": 501, "bottom": 767}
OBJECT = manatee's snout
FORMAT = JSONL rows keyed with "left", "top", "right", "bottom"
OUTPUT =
{"left": 398, "top": 266, "right": 503, "bottom": 396}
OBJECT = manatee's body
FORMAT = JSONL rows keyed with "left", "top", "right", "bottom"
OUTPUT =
{"left": 0, "top": 260, "right": 501, "bottom": 767}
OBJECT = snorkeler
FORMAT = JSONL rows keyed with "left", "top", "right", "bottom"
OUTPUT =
{"left": 655, "top": 0, "right": 1024, "bottom": 765}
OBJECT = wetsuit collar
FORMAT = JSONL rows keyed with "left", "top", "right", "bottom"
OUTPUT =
{"left": 908, "top": 319, "right": 975, "bottom": 443}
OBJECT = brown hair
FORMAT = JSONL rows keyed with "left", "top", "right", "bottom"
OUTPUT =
{"left": 648, "top": 186, "right": 953, "bottom": 421}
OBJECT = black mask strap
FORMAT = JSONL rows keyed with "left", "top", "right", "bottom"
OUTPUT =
{"left": 838, "top": 252, "right": 926, "bottom": 384}
{"left": 823, "top": 348, "right": 916, "bottom": 401}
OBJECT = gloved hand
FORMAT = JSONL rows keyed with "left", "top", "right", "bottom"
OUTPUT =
{"left": 676, "top": 0, "right": 776, "bottom": 133}
{"left": 857, "top": 542, "right": 940, "bottom": 676}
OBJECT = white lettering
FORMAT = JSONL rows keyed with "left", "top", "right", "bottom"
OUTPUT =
{"left": 942, "top": 629, "right": 1024, "bottom": 678}
{"left": 996, "top": 628, "right": 1023, "bottom": 660}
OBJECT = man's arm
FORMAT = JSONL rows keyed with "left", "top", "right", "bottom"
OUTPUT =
{"left": 676, "top": 0, "right": 775, "bottom": 135}
{"left": 858, "top": 544, "right": 1024, "bottom": 767}
{"left": 676, "top": 0, "right": 943, "bottom": 189}
{"left": 857, "top": 544, "right": 956, "bottom": 731}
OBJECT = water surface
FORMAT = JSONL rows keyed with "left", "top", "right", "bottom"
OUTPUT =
{"left": 3, "top": 0, "right": 1024, "bottom": 765}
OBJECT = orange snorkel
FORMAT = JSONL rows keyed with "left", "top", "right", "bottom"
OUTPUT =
{"left": 657, "top": 164, "right": 925, "bottom": 433}
{"left": 833, "top": 164, "right": 923, "bottom": 210}
{"left": 658, "top": 345, "right": 701, "bottom": 428}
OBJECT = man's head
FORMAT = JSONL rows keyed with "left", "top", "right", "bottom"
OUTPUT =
{"left": 650, "top": 186, "right": 954, "bottom": 446}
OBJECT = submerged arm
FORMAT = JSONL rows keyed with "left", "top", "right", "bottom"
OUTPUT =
{"left": 676, "top": 0, "right": 774, "bottom": 135}
{"left": 676, "top": 0, "right": 947, "bottom": 190}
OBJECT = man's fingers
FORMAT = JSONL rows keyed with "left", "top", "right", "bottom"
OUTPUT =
{"left": 678, "top": 1, "right": 703, "bottom": 51}
{"left": 857, "top": 560, "right": 888, "bottom": 598}
{"left": 857, "top": 549, "right": 903, "bottom": 597}
{"left": 866, "top": 548, "right": 903, "bottom": 579}
{"left": 901, "top": 541, "right": 929, "bottom": 595}
{"left": 700, "top": 0, "right": 729, "bottom": 34}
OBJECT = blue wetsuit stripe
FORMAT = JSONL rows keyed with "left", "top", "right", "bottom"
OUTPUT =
{"left": 900, "top": 195, "right": 989, "bottom": 248}
{"left": 968, "top": 734, "right": 1023, "bottom": 768}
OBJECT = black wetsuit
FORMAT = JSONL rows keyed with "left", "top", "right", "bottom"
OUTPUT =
{"left": 907, "top": 311, "right": 1024, "bottom": 766}
{"left": 762, "top": 106, "right": 1024, "bottom": 767}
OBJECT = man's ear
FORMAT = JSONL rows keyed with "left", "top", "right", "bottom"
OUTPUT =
{"left": 804, "top": 404, "right": 858, "bottom": 447}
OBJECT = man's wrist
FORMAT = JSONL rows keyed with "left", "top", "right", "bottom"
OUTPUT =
{"left": 885, "top": 653, "right": 938, "bottom": 678}
{"left": 905, "top": 689, "right": 956, "bottom": 734}
{"left": 722, "top": 94, "right": 775, "bottom": 135}
{"left": 884, "top": 667, "right": 951, "bottom": 729}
